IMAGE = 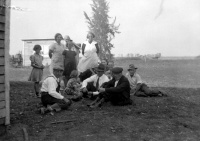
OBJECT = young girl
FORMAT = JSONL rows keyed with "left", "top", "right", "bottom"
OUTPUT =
{"left": 64, "top": 70, "right": 82, "bottom": 101}
{"left": 62, "top": 40, "right": 77, "bottom": 86}
{"left": 28, "top": 44, "right": 44, "bottom": 97}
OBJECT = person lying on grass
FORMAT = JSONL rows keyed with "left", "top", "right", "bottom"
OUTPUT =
{"left": 126, "top": 64, "right": 167, "bottom": 97}
{"left": 40, "top": 66, "right": 72, "bottom": 115}
{"left": 81, "top": 63, "right": 109, "bottom": 100}
{"left": 88, "top": 67, "right": 133, "bottom": 108}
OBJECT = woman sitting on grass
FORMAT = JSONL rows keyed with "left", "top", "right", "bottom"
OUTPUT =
{"left": 64, "top": 70, "right": 83, "bottom": 101}
{"left": 126, "top": 64, "right": 167, "bottom": 97}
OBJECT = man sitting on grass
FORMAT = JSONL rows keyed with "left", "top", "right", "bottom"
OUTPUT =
{"left": 81, "top": 63, "right": 109, "bottom": 99}
{"left": 126, "top": 64, "right": 167, "bottom": 97}
{"left": 40, "top": 66, "right": 72, "bottom": 115}
{"left": 88, "top": 67, "right": 133, "bottom": 108}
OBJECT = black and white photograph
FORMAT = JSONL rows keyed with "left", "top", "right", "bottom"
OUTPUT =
{"left": 0, "top": 0, "right": 200, "bottom": 140}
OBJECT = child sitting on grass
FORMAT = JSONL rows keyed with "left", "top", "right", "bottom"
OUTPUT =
{"left": 64, "top": 70, "right": 83, "bottom": 101}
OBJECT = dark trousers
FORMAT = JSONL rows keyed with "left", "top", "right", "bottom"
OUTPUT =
{"left": 99, "top": 91, "right": 132, "bottom": 106}
{"left": 82, "top": 82, "right": 98, "bottom": 99}
{"left": 135, "top": 83, "right": 161, "bottom": 97}
{"left": 41, "top": 92, "right": 70, "bottom": 109}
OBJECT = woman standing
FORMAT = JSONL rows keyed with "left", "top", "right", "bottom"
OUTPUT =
{"left": 77, "top": 32, "right": 100, "bottom": 73}
{"left": 49, "top": 33, "right": 65, "bottom": 74}
{"left": 62, "top": 36, "right": 77, "bottom": 85}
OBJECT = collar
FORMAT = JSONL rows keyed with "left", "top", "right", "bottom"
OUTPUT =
{"left": 51, "top": 74, "right": 59, "bottom": 82}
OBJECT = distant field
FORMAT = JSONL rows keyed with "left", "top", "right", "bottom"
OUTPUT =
{"left": 9, "top": 58, "right": 200, "bottom": 88}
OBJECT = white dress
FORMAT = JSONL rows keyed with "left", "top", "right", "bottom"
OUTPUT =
{"left": 77, "top": 40, "right": 100, "bottom": 73}
{"left": 49, "top": 42, "right": 65, "bottom": 74}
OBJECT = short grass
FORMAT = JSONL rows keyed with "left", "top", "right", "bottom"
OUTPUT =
{"left": 1, "top": 58, "right": 200, "bottom": 141}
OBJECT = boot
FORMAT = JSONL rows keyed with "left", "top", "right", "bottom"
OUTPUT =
{"left": 87, "top": 97, "right": 100, "bottom": 107}
{"left": 90, "top": 98, "right": 105, "bottom": 108}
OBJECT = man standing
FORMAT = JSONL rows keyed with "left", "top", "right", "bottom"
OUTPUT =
{"left": 40, "top": 66, "right": 71, "bottom": 115}
{"left": 89, "top": 67, "right": 133, "bottom": 108}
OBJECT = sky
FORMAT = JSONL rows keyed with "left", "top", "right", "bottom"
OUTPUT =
{"left": 10, "top": 0, "right": 200, "bottom": 57}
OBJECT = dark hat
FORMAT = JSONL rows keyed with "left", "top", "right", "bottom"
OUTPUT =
{"left": 112, "top": 67, "right": 123, "bottom": 74}
{"left": 96, "top": 63, "right": 105, "bottom": 72}
{"left": 53, "top": 66, "right": 64, "bottom": 71}
{"left": 128, "top": 64, "right": 137, "bottom": 71}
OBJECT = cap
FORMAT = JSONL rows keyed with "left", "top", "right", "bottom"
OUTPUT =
{"left": 112, "top": 67, "right": 123, "bottom": 74}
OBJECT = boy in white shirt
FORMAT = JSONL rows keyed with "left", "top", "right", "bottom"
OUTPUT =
{"left": 40, "top": 66, "right": 71, "bottom": 115}
{"left": 126, "top": 64, "right": 167, "bottom": 97}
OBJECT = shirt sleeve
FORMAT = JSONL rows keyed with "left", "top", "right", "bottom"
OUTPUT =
{"left": 29, "top": 55, "right": 34, "bottom": 63}
{"left": 47, "top": 77, "right": 64, "bottom": 99}
{"left": 136, "top": 74, "right": 142, "bottom": 84}
{"left": 82, "top": 75, "right": 96, "bottom": 88}
{"left": 49, "top": 43, "right": 55, "bottom": 51}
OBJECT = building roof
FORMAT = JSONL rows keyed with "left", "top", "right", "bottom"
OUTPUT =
{"left": 22, "top": 39, "right": 54, "bottom": 41}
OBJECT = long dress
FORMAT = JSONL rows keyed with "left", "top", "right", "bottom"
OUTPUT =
{"left": 62, "top": 49, "right": 77, "bottom": 78}
{"left": 28, "top": 53, "right": 43, "bottom": 82}
{"left": 49, "top": 42, "right": 65, "bottom": 74}
{"left": 77, "top": 40, "right": 99, "bottom": 73}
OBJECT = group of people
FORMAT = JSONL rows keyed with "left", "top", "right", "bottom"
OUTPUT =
{"left": 28, "top": 32, "right": 167, "bottom": 115}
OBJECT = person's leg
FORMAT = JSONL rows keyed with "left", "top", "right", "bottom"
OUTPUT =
{"left": 34, "top": 82, "right": 40, "bottom": 97}
{"left": 82, "top": 82, "right": 97, "bottom": 98}
{"left": 141, "top": 84, "right": 161, "bottom": 97}
{"left": 89, "top": 98, "right": 105, "bottom": 108}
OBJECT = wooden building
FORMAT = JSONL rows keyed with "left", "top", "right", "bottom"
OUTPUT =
{"left": 22, "top": 39, "right": 55, "bottom": 66}
{"left": 0, "top": 0, "right": 11, "bottom": 126}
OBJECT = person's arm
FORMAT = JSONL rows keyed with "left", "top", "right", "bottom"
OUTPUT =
{"left": 49, "top": 49, "right": 53, "bottom": 59}
{"left": 82, "top": 43, "right": 86, "bottom": 55}
{"left": 81, "top": 75, "right": 96, "bottom": 88}
{"left": 95, "top": 43, "right": 99, "bottom": 54}
{"left": 132, "top": 74, "right": 143, "bottom": 95}
{"left": 30, "top": 55, "right": 43, "bottom": 69}
{"left": 47, "top": 78, "right": 64, "bottom": 99}
{"left": 105, "top": 79, "right": 129, "bottom": 93}
{"left": 72, "top": 42, "right": 81, "bottom": 50}
{"left": 62, "top": 50, "right": 66, "bottom": 68}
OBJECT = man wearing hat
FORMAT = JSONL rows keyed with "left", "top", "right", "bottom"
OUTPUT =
{"left": 81, "top": 64, "right": 109, "bottom": 99}
{"left": 88, "top": 66, "right": 133, "bottom": 108}
{"left": 126, "top": 64, "right": 167, "bottom": 97}
{"left": 40, "top": 66, "right": 71, "bottom": 115}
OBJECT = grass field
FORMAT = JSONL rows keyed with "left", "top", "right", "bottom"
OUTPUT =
{"left": 10, "top": 58, "right": 200, "bottom": 88}
{"left": 1, "top": 58, "right": 200, "bottom": 141}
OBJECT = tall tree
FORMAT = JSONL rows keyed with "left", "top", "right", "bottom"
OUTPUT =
{"left": 84, "top": 0, "right": 120, "bottom": 60}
